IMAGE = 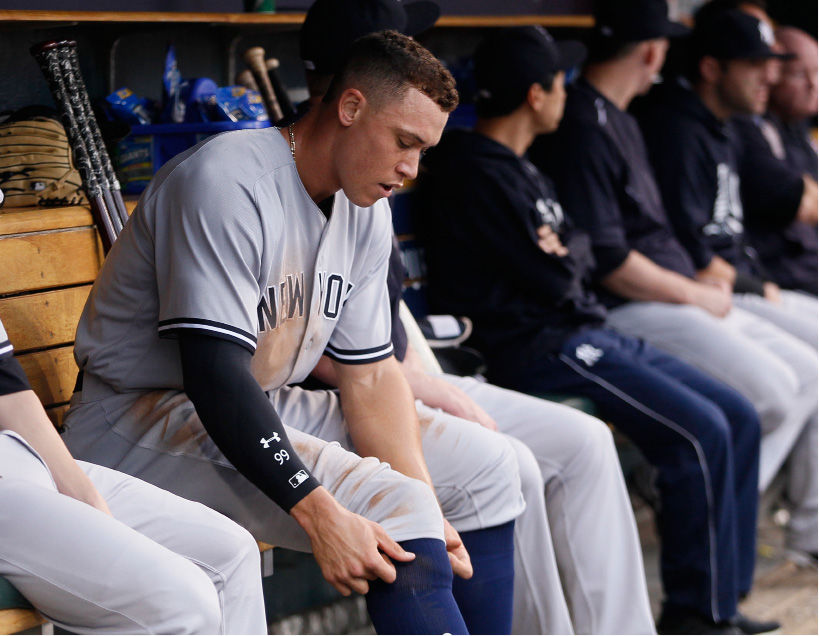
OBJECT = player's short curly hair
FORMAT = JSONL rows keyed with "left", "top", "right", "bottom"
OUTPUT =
{"left": 323, "top": 30, "right": 459, "bottom": 113}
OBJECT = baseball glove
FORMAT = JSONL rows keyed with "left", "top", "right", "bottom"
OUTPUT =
{"left": 0, "top": 109, "right": 86, "bottom": 209}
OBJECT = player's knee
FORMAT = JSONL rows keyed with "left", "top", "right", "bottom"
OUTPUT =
{"left": 475, "top": 431, "right": 521, "bottom": 496}
{"left": 150, "top": 569, "right": 222, "bottom": 634}
{"left": 396, "top": 475, "right": 442, "bottom": 525}
{"left": 506, "top": 437, "right": 542, "bottom": 501}
{"left": 223, "top": 522, "right": 261, "bottom": 565}
{"left": 446, "top": 431, "right": 522, "bottom": 528}
{"left": 693, "top": 403, "right": 734, "bottom": 460}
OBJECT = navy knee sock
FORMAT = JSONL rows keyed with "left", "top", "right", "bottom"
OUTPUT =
{"left": 451, "top": 521, "right": 516, "bottom": 635}
{"left": 365, "top": 537, "right": 469, "bottom": 635}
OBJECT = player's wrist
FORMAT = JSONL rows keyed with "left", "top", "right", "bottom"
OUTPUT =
{"left": 290, "top": 486, "right": 343, "bottom": 534}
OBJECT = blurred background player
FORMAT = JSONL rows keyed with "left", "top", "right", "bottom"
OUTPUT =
{"left": 413, "top": 24, "right": 772, "bottom": 636}
{"left": 0, "top": 318, "right": 267, "bottom": 634}
{"left": 530, "top": 0, "right": 817, "bottom": 590}
{"left": 635, "top": 9, "right": 817, "bottom": 349}
{"left": 636, "top": 5, "right": 818, "bottom": 567}
{"left": 732, "top": 25, "right": 818, "bottom": 296}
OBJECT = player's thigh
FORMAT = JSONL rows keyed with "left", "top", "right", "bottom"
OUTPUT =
{"left": 274, "top": 384, "right": 524, "bottom": 531}
{"left": 0, "top": 478, "right": 220, "bottom": 634}
{"left": 607, "top": 301, "right": 803, "bottom": 422}
{"left": 416, "top": 402, "right": 524, "bottom": 532}
{"left": 440, "top": 374, "right": 615, "bottom": 481}
{"left": 552, "top": 330, "right": 738, "bottom": 466}
{"left": 79, "top": 461, "right": 261, "bottom": 582}
{"left": 68, "top": 389, "right": 443, "bottom": 548}
{"left": 733, "top": 291, "right": 817, "bottom": 348}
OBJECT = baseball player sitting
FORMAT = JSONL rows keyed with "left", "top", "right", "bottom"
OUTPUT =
{"left": 62, "top": 29, "right": 524, "bottom": 635}
{"left": 530, "top": 0, "right": 817, "bottom": 604}
{"left": 297, "top": 1, "right": 653, "bottom": 633}
{"left": 635, "top": 7, "right": 819, "bottom": 567}
{"left": 731, "top": 25, "right": 818, "bottom": 297}
{"left": 412, "top": 24, "right": 774, "bottom": 635}
{"left": 0, "top": 318, "right": 267, "bottom": 634}
{"left": 635, "top": 9, "right": 817, "bottom": 349}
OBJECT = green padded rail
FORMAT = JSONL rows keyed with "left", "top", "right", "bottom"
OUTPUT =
{"left": 0, "top": 577, "right": 33, "bottom": 610}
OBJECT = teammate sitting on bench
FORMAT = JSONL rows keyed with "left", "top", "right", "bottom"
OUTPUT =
{"left": 0, "top": 318, "right": 267, "bottom": 634}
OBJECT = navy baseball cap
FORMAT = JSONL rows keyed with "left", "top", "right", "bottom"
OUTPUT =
{"left": 593, "top": 0, "right": 689, "bottom": 43}
{"left": 474, "top": 26, "right": 586, "bottom": 115}
{"left": 300, "top": 0, "right": 440, "bottom": 74}
{"left": 693, "top": 10, "right": 790, "bottom": 61}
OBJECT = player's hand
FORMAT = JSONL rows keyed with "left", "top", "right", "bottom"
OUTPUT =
{"left": 59, "top": 473, "right": 113, "bottom": 516}
{"left": 692, "top": 280, "right": 732, "bottom": 318}
{"left": 444, "top": 519, "right": 473, "bottom": 580}
{"left": 292, "top": 487, "right": 415, "bottom": 596}
{"left": 424, "top": 377, "right": 498, "bottom": 431}
{"left": 763, "top": 281, "right": 782, "bottom": 304}
{"left": 536, "top": 225, "right": 569, "bottom": 257}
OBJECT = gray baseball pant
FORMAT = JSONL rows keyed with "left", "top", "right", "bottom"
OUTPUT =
{"left": 62, "top": 374, "right": 524, "bottom": 551}
{"left": 0, "top": 431, "right": 267, "bottom": 635}
{"left": 443, "top": 373, "right": 655, "bottom": 635}
{"left": 607, "top": 302, "right": 818, "bottom": 553}
{"left": 732, "top": 290, "right": 817, "bottom": 349}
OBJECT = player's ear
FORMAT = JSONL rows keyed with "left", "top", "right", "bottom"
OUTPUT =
{"left": 699, "top": 56, "right": 722, "bottom": 85}
{"left": 527, "top": 82, "right": 544, "bottom": 110}
{"left": 338, "top": 88, "right": 365, "bottom": 127}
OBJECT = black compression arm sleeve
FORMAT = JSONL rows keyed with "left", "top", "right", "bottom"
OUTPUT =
{"left": 179, "top": 332, "right": 320, "bottom": 512}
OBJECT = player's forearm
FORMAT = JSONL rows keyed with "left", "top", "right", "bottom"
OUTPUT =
{"left": 0, "top": 390, "right": 104, "bottom": 507}
{"left": 337, "top": 357, "right": 433, "bottom": 489}
{"left": 602, "top": 250, "right": 701, "bottom": 305}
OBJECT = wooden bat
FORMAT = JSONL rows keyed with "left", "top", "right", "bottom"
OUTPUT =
{"left": 236, "top": 69, "right": 259, "bottom": 92}
{"left": 265, "top": 57, "right": 296, "bottom": 121}
{"left": 31, "top": 40, "right": 117, "bottom": 253}
{"left": 243, "top": 46, "right": 284, "bottom": 123}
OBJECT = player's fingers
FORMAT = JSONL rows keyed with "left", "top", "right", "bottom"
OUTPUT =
{"left": 479, "top": 413, "right": 498, "bottom": 430}
{"left": 448, "top": 548, "right": 474, "bottom": 580}
{"left": 346, "top": 577, "right": 370, "bottom": 596}
{"left": 376, "top": 526, "right": 416, "bottom": 563}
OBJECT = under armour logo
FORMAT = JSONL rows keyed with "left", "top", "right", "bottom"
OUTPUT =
{"left": 260, "top": 433, "right": 281, "bottom": 449}
{"left": 576, "top": 344, "right": 604, "bottom": 367}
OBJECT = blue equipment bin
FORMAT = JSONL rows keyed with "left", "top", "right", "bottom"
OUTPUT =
{"left": 116, "top": 120, "right": 272, "bottom": 194}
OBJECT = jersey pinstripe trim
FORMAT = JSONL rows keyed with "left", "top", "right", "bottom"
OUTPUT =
{"left": 324, "top": 342, "right": 394, "bottom": 365}
{"left": 157, "top": 318, "right": 258, "bottom": 352}
{"left": 0, "top": 340, "right": 13, "bottom": 359}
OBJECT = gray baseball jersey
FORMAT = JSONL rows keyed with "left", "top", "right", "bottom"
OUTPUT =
{"left": 74, "top": 127, "right": 394, "bottom": 394}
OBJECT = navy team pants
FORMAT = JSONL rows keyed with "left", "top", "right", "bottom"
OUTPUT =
{"left": 492, "top": 327, "right": 760, "bottom": 623}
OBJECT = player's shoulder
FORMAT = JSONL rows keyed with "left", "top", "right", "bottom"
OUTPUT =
{"left": 146, "top": 128, "right": 291, "bottom": 203}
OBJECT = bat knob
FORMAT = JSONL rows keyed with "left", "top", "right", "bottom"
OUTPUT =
{"left": 30, "top": 39, "right": 75, "bottom": 56}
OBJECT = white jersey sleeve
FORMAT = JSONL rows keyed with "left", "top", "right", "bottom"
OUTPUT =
{"left": 149, "top": 158, "right": 270, "bottom": 354}
{"left": 324, "top": 199, "right": 394, "bottom": 365}
{"left": 0, "top": 320, "right": 12, "bottom": 359}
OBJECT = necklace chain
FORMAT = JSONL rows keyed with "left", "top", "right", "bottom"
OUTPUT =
{"left": 288, "top": 123, "right": 296, "bottom": 160}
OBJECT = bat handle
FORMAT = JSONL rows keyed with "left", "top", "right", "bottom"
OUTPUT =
{"left": 244, "top": 46, "right": 284, "bottom": 123}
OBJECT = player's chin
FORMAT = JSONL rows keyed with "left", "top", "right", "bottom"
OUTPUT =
{"left": 348, "top": 184, "right": 393, "bottom": 207}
